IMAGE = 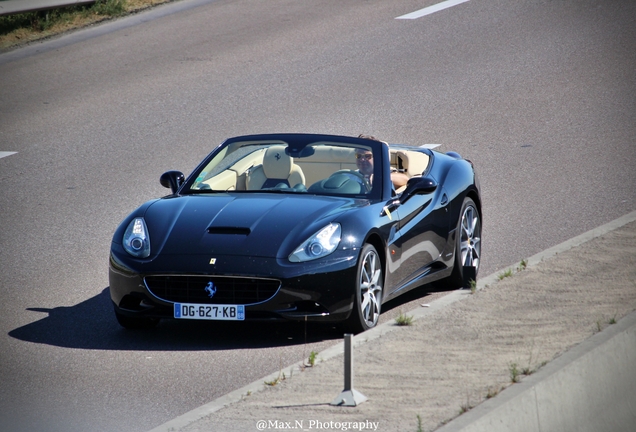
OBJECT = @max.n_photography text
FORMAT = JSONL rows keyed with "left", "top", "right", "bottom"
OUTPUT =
{"left": 255, "top": 419, "right": 380, "bottom": 431}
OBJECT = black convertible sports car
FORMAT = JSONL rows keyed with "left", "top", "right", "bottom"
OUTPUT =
{"left": 109, "top": 133, "right": 481, "bottom": 333}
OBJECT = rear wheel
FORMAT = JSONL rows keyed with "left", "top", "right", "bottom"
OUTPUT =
{"left": 445, "top": 197, "right": 481, "bottom": 288}
{"left": 115, "top": 310, "right": 160, "bottom": 330}
{"left": 344, "top": 244, "right": 383, "bottom": 333}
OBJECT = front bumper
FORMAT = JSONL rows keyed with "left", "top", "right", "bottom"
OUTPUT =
{"left": 109, "top": 246, "right": 359, "bottom": 323}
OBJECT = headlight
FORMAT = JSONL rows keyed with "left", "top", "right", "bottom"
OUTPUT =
{"left": 123, "top": 217, "right": 151, "bottom": 258}
{"left": 289, "top": 223, "right": 341, "bottom": 262}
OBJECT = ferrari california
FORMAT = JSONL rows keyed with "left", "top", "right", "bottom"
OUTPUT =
{"left": 109, "top": 133, "right": 481, "bottom": 333}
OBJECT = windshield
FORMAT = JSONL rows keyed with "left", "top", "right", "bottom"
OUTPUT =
{"left": 187, "top": 139, "right": 380, "bottom": 197}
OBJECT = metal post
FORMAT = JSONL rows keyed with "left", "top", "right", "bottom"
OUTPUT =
{"left": 330, "top": 334, "right": 367, "bottom": 406}
{"left": 344, "top": 333, "right": 353, "bottom": 390}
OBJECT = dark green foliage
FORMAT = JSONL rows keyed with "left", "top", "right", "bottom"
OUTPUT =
{"left": 0, "top": 0, "right": 126, "bottom": 35}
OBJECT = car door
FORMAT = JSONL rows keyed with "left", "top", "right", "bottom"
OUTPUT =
{"left": 384, "top": 187, "right": 450, "bottom": 296}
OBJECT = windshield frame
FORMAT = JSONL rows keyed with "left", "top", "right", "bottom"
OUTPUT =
{"left": 180, "top": 134, "right": 389, "bottom": 201}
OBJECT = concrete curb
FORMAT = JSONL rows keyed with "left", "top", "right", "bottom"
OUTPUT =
{"left": 435, "top": 310, "right": 636, "bottom": 432}
{"left": 148, "top": 210, "right": 636, "bottom": 432}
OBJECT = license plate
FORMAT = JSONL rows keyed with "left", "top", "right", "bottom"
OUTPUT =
{"left": 174, "top": 303, "right": 245, "bottom": 321}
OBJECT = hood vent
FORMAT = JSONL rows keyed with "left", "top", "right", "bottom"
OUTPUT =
{"left": 206, "top": 226, "right": 251, "bottom": 235}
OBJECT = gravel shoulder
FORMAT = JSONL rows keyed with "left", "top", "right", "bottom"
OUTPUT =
{"left": 154, "top": 214, "right": 636, "bottom": 432}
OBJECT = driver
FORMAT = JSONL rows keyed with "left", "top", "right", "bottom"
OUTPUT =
{"left": 355, "top": 148, "right": 374, "bottom": 191}
{"left": 356, "top": 135, "right": 409, "bottom": 191}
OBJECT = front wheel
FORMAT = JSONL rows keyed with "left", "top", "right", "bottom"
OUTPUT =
{"left": 344, "top": 244, "right": 384, "bottom": 333}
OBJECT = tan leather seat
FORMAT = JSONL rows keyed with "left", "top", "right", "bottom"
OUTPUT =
{"left": 245, "top": 145, "right": 305, "bottom": 190}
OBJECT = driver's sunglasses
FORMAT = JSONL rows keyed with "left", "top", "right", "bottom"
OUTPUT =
{"left": 355, "top": 153, "right": 373, "bottom": 160}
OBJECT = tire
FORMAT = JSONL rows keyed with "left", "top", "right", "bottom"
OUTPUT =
{"left": 445, "top": 197, "right": 481, "bottom": 288}
{"left": 115, "top": 310, "right": 160, "bottom": 330}
{"left": 344, "top": 243, "right": 384, "bottom": 333}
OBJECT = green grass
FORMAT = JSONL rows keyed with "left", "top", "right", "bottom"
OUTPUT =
{"left": 307, "top": 351, "right": 317, "bottom": 367}
{"left": 0, "top": 0, "right": 172, "bottom": 51}
{"left": 497, "top": 259, "right": 528, "bottom": 281}
{"left": 509, "top": 362, "right": 521, "bottom": 383}
{"left": 498, "top": 268, "right": 513, "bottom": 280}
{"left": 459, "top": 394, "right": 473, "bottom": 415}
{"left": 264, "top": 372, "right": 286, "bottom": 386}
{"left": 395, "top": 311, "right": 414, "bottom": 326}
{"left": 416, "top": 414, "right": 423, "bottom": 432}
{"left": 0, "top": 0, "right": 124, "bottom": 34}
{"left": 486, "top": 386, "right": 501, "bottom": 399}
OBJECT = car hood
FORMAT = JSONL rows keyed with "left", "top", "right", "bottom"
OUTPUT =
{"left": 143, "top": 193, "right": 367, "bottom": 258}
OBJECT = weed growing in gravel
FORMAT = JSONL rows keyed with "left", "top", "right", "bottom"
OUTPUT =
{"left": 266, "top": 355, "right": 287, "bottom": 386}
{"left": 594, "top": 314, "right": 618, "bottom": 333}
{"left": 486, "top": 386, "right": 501, "bottom": 399}
{"left": 497, "top": 259, "right": 528, "bottom": 281}
{"left": 416, "top": 414, "right": 423, "bottom": 432}
{"left": 498, "top": 268, "right": 513, "bottom": 280}
{"left": 469, "top": 279, "right": 477, "bottom": 294}
{"left": 459, "top": 395, "right": 472, "bottom": 414}
{"left": 517, "top": 259, "right": 528, "bottom": 271}
{"left": 395, "top": 311, "right": 414, "bottom": 326}
{"left": 264, "top": 372, "right": 286, "bottom": 386}
{"left": 509, "top": 362, "right": 521, "bottom": 383}
{"left": 509, "top": 358, "right": 545, "bottom": 383}
{"left": 307, "top": 351, "right": 317, "bottom": 367}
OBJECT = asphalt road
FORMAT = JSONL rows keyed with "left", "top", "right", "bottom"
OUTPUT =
{"left": 0, "top": 0, "right": 634, "bottom": 431}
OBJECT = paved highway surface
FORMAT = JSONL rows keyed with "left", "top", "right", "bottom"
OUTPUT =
{"left": 0, "top": 0, "right": 634, "bottom": 431}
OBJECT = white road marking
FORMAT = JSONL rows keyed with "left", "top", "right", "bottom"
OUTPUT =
{"left": 0, "top": 151, "right": 17, "bottom": 159}
{"left": 396, "top": 0, "right": 470, "bottom": 19}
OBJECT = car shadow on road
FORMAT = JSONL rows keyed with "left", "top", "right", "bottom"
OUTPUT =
{"left": 8, "top": 288, "right": 343, "bottom": 351}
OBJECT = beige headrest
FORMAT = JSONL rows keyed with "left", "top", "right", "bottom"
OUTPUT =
{"left": 396, "top": 150, "right": 429, "bottom": 177}
{"left": 263, "top": 146, "right": 292, "bottom": 178}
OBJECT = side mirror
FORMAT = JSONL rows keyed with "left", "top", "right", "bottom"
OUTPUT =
{"left": 160, "top": 170, "right": 185, "bottom": 194}
{"left": 399, "top": 176, "right": 437, "bottom": 203}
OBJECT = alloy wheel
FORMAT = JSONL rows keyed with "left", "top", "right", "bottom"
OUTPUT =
{"left": 358, "top": 247, "right": 383, "bottom": 328}
{"left": 459, "top": 204, "right": 481, "bottom": 271}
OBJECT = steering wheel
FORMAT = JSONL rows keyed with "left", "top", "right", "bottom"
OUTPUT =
{"left": 336, "top": 170, "right": 369, "bottom": 191}
{"left": 331, "top": 169, "right": 365, "bottom": 182}
{"left": 321, "top": 170, "right": 369, "bottom": 194}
